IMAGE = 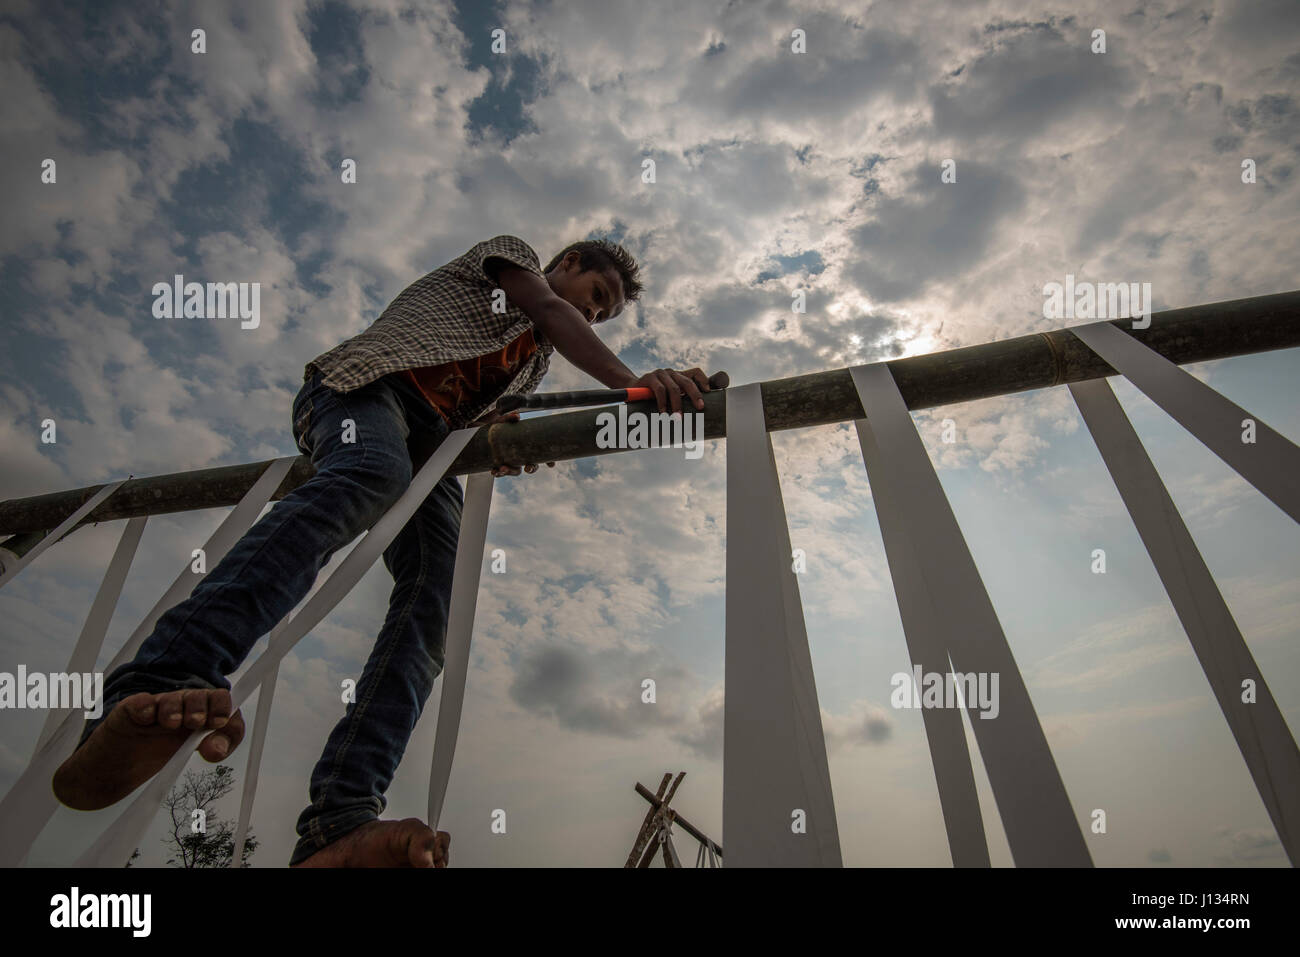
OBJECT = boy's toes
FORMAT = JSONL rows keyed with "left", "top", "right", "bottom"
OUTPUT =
{"left": 199, "top": 733, "right": 230, "bottom": 760}
{"left": 183, "top": 689, "right": 211, "bottom": 728}
{"left": 430, "top": 829, "right": 450, "bottom": 868}
{"left": 156, "top": 692, "right": 185, "bottom": 729}
{"left": 207, "top": 689, "right": 233, "bottom": 729}
{"left": 395, "top": 818, "right": 446, "bottom": 867}
{"left": 120, "top": 693, "right": 160, "bottom": 726}
{"left": 198, "top": 708, "right": 244, "bottom": 762}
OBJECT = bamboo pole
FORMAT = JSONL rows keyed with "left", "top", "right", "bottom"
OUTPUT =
{"left": 624, "top": 773, "right": 674, "bottom": 868}
{"left": 3, "top": 290, "right": 1298, "bottom": 557}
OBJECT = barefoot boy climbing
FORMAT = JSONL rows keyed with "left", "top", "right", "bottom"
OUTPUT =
{"left": 53, "top": 235, "right": 711, "bottom": 867}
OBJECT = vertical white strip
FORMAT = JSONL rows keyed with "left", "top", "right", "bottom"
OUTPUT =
{"left": 663, "top": 827, "right": 682, "bottom": 868}
{"left": 723, "top": 383, "right": 841, "bottom": 867}
{"left": 1070, "top": 376, "right": 1300, "bottom": 864}
{"left": 853, "top": 414, "right": 991, "bottom": 866}
{"left": 105, "top": 457, "right": 300, "bottom": 674}
{"left": 36, "top": 516, "right": 148, "bottom": 753}
{"left": 1070, "top": 321, "right": 1300, "bottom": 523}
{"left": 229, "top": 631, "right": 283, "bottom": 868}
{"left": 849, "top": 364, "right": 1091, "bottom": 866}
{"left": 428, "top": 470, "right": 494, "bottom": 832}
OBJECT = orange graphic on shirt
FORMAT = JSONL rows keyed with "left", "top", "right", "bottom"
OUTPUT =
{"left": 402, "top": 328, "right": 537, "bottom": 423}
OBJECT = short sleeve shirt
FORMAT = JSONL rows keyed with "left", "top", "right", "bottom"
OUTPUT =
{"left": 304, "top": 234, "right": 555, "bottom": 429}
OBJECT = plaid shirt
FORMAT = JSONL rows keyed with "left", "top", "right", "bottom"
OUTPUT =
{"left": 304, "top": 234, "right": 554, "bottom": 429}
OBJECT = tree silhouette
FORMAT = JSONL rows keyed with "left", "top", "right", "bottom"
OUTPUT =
{"left": 162, "top": 765, "right": 258, "bottom": 867}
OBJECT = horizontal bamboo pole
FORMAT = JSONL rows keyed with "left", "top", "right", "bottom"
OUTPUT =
{"left": 2, "top": 290, "right": 1298, "bottom": 558}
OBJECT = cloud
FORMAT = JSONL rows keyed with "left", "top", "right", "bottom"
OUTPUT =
{"left": 673, "top": 684, "right": 723, "bottom": 760}
{"left": 1040, "top": 696, "right": 1206, "bottom": 750}
{"left": 1212, "top": 826, "right": 1285, "bottom": 864}
{"left": 508, "top": 640, "right": 691, "bottom": 737}
{"left": 845, "top": 160, "right": 1026, "bottom": 302}
{"left": 2, "top": 0, "right": 1297, "bottom": 868}
{"left": 1025, "top": 603, "right": 1188, "bottom": 694}
{"left": 928, "top": 19, "right": 1135, "bottom": 146}
{"left": 667, "top": 686, "right": 894, "bottom": 763}
{"left": 822, "top": 699, "right": 894, "bottom": 749}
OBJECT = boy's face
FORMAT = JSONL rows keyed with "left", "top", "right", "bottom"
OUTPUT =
{"left": 547, "top": 251, "right": 626, "bottom": 324}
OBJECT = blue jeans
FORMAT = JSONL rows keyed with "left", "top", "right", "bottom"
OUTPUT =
{"left": 80, "top": 370, "right": 464, "bottom": 865}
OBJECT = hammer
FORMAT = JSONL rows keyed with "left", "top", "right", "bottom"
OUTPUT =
{"left": 496, "top": 371, "right": 730, "bottom": 413}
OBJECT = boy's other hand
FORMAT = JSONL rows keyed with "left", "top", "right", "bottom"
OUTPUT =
{"left": 476, "top": 409, "right": 555, "bottom": 477}
{"left": 473, "top": 410, "right": 522, "bottom": 427}
{"left": 490, "top": 461, "right": 555, "bottom": 477}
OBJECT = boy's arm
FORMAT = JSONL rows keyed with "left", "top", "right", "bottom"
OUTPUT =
{"left": 493, "top": 263, "right": 637, "bottom": 388}
{"left": 494, "top": 264, "right": 710, "bottom": 413}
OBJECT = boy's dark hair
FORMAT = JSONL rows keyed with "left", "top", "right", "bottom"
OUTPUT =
{"left": 543, "top": 239, "right": 643, "bottom": 315}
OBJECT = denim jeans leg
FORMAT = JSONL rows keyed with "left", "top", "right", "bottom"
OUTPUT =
{"left": 78, "top": 373, "right": 416, "bottom": 748}
{"left": 288, "top": 467, "right": 463, "bottom": 864}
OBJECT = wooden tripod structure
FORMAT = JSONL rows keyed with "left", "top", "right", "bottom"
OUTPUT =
{"left": 625, "top": 772, "right": 722, "bottom": 868}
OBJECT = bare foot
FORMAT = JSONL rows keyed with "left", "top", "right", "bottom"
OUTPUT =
{"left": 52, "top": 689, "right": 245, "bottom": 811}
{"left": 291, "top": 818, "right": 450, "bottom": 868}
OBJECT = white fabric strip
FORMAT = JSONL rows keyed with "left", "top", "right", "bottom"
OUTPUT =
{"left": 849, "top": 364, "right": 1092, "bottom": 866}
{"left": 230, "top": 633, "right": 283, "bottom": 868}
{"left": 1069, "top": 376, "right": 1300, "bottom": 865}
{"left": 76, "top": 431, "right": 475, "bottom": 867}
{"left": 853, "top": 415, "right": 991, "bottom": 866}
{"left": 0, "top": 457, "right": 296, "bottom": 867}
{"left": 427, "top": 470, "right": 494, "bottom": 831}
{"left": 1070, "top": 321, "right": 1300, "bottom": 524}
{"left": 663, "top": 827, "right": 682, "bottom": 868}
{"left": 0, "top": 479, "right": 124, "bottom": 590}
{"left": 723, "top": 383, "right": 842, "bottom": 867}
{"left": 35, "top": 516, "right": 148, "bottom": 754}
{"left": 104, "top": 457, "right": 300, "bottom": 674}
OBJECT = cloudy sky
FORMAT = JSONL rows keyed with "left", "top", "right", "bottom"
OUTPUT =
{"left": 1, "top": 0, "right": 1298, "bottom": 867}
